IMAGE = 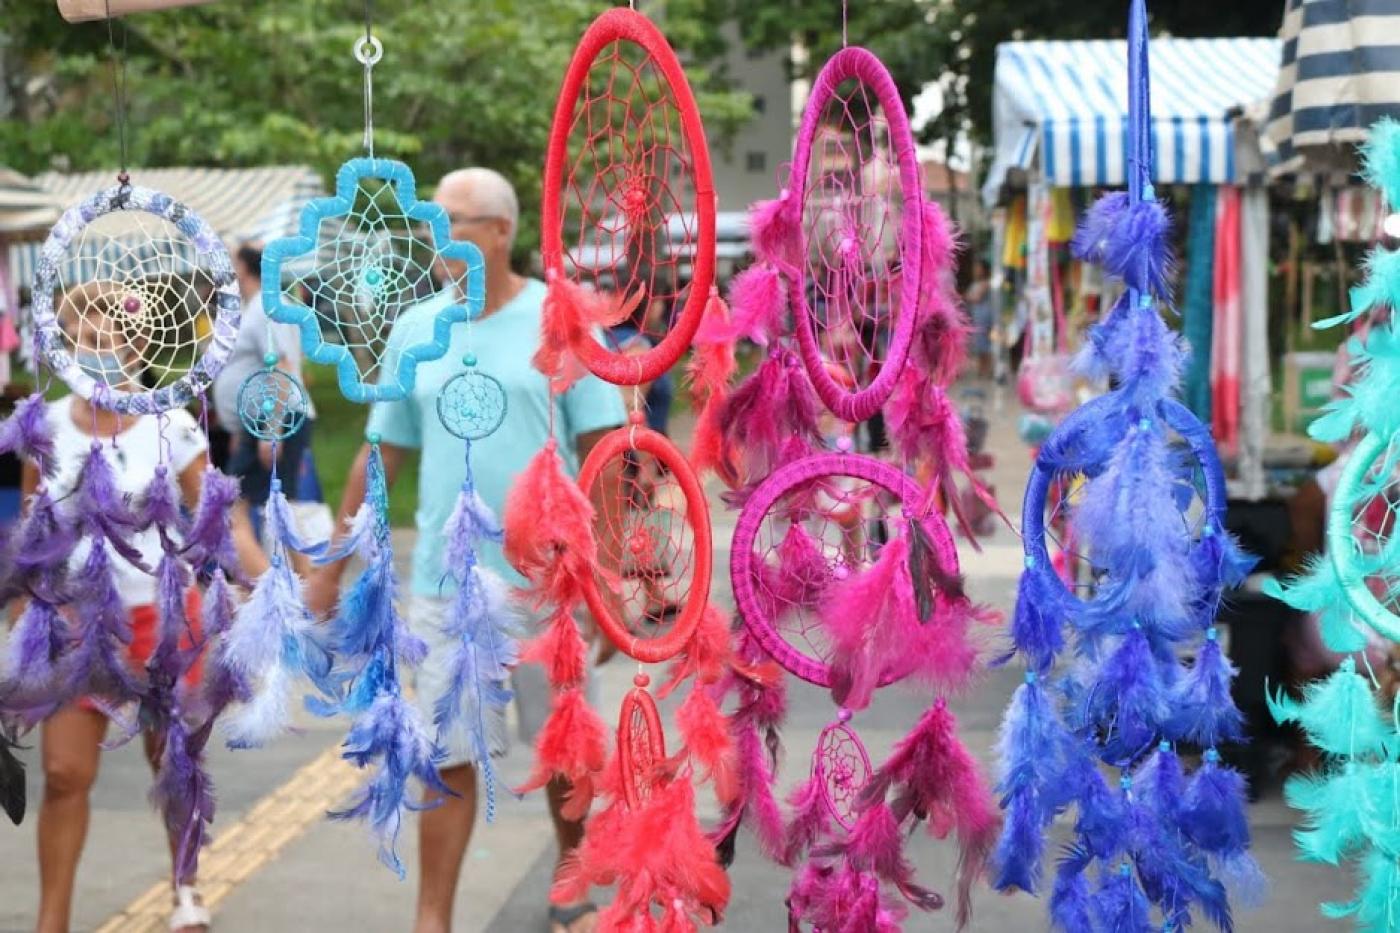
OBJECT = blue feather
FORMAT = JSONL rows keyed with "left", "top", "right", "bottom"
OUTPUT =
{"left": 1132, "top": 742, "right": 1185, "bottom": 824}
{"left": 993, "top": 790, "right": 1047, "bottom": 894}
{"left": 1166, "top": 632, "right": 1244, "bottom": 748}
{"left": 1080, "top": 630, "right": 1170, "bottom": 764}
{"left": 1049, "top": 845, "right": 1097, "bottom": 933}
{"left": 1180, "top": 755, "right": 1251, "bottom": 858}
{"left": 1071, "top": 760, "right": 1128, "bottom": 860}
{"left": 1009, "top": 566, "right": 1067, "bottom": 672}
{"left": 328, "top": 691, "right": 451, "bottom": 878}
{"left": 1094, "top": 864, "right": 1154, "bottom": 933}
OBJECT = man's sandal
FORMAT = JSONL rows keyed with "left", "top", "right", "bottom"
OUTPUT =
{"left": 170, "top": 885, "right": 211, "bottom": 931}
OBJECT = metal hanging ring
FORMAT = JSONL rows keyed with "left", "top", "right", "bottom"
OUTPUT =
{"left": 353, "top": 35, "right": 383, "bottom": 66}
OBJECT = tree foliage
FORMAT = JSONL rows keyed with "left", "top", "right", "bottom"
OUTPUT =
{"left": 670, "top": 0, "right": 1284, "bottom": 152}
{"left": 0, "top": 0, "right": 752, "bottom": 260}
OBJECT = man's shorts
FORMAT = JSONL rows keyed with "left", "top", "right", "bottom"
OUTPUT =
{"left": 407, "top": 591, "right": 600, "bottom": 771}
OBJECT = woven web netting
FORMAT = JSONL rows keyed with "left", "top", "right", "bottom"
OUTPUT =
{"left": 1336, "top": 437, "right": 1400, "bottom": 620}
{"left": 747, "top": 475, "right": 898, "bottom": 665}
{"left": 592, "top": 446, "right": 702, "bottom": 645}
{"left": 815, "top": 722, "right": 870, "bottom": 829}
{"left": 560, "top": 39, "right": 698, "bottom": 347}
{"left": 801, "top": 77, "right": 904, "bottom": 398}
{"left": 51, "top": 212, "right": 217, "bottom": 392}
{"left": 623, "top": 697, "right": 663, "bottom": 807}
{"left": 277, "top": 174, "right": 446, "bottom": 387}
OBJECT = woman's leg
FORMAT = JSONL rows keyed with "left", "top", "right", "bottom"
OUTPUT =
{"left": 36, "top": 705, "right": 107, "bottom": 933}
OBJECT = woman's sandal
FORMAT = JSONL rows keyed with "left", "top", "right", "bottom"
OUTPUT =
{"left": 170, "top": 884, "right": 211, "bottom": 931}
{"left": 548, "top": 901, "right": 598, "bottom": 933}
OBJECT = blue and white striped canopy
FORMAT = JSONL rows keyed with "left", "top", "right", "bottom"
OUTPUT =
{"left": 984, "top": 37, "right": 1281, "bottom": 203}
{"left": 1265, "top": 0, "right": 1400, "bottom": 177}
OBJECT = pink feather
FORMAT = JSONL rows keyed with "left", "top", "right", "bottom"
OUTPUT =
{"left": 859, "top": 699, "right": 998, "bottom": 929}
{"left": 731, "top": 721, "right": 786, "bottom": 861}
{"left": 886, "top": 374, "right": 1004, "bottom": 544}
{"left": 781, "top": 772, "right": 832, "bottom": 867}
{"left": 718, "top": 348, "right": 821, "bottom": 487}
{"left": 726, "top": 263, "right": 786, "bottom": 346}
{"left": 749, "top": 194, "right": 800, "bottom": 269}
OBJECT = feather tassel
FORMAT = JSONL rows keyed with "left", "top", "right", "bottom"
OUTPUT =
{"left": 502, "top": 442, "right": 597, "bottom": 614}
{"left": 516, "top": 687, "right": 608, "bottom": 820}
{"left": 0, "top": 392, "right": 54, "bottom": 474}
{"left": 725, "top": 263, "right": 786, "bottom": 346}
{"left": 1166, "top": 630, "right": 1244, "bottom": 748}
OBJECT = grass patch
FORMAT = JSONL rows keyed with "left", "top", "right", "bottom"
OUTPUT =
{"left": 305, "top": 365, "right": 421, "bottom": 528}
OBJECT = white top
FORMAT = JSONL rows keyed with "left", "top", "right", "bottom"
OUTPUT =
{"left": 46, "top": 396, "right": 207, "bottom": 607}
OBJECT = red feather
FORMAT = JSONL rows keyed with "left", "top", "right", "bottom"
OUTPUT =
{"left": 520, "top": 609, "right": 587, "bottom": 689}
{"left": 675, "top": 687, "right": 739, "bottom": 806}
{"left": 516, "top": 687, "right": 608, "bottom": 820}
{"left": 502, "top": 443, "right": 597, "bottom": 613}
{"left": 659, "top": 604, "right": 735, "bottom": 697}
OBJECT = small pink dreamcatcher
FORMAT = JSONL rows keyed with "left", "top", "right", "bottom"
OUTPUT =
{"left": 726, "top": 451, "right": 997, "bottom": 930}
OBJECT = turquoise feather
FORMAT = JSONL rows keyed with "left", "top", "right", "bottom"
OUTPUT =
{"left": 1362, "top": 117, "right": 1400, "bottom": 208}
{"left": 1285, "top": 765, "right": 1370, "bottom": 865}
{"left": 1263, "top": 558, "right": 1369, "bottom": 654}
{"left": 1267, "top": 660, "right": 1389, "bottom": 758}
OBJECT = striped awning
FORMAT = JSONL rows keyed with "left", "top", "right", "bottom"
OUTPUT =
{"left": 984, "top": 37, "right": 1281, "bottom": 203}
{"left": 9, "top": 165, "right": 323, "bottom": 289}
{"left": 1264, "top": 0, "right": 1400, "bottom": 177}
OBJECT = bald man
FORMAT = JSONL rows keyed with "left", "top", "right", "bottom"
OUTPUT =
{"left": 307, "top": 168, "right": 624, "bottom": 933}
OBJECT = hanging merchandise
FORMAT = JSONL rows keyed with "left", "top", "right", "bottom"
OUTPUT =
{"left": 508, "top": 5, "right": 730, "bottom": 927}
{"left": 0, "top": 12, "right": 243, "bottom": 900}
{"left": 992, "top": 3, "right": 1263, "bottom": 930}
{"left": 1182, "top": 185, "right": 1217, "bottom": 423}
{"left": 1210, "top": 186, "right": 1243, "bottom": 458}
{"left": 1268, "top": 118, "right": 1400, "bottom": 929}
{"left": 1016, "top": 182, "right": 1074, "bottom": 416}
{"left": 248, "top": 6, "right": 488, "bottom": 876}
{"left": 706, "top": 23, "right": 996, "bottom": 932}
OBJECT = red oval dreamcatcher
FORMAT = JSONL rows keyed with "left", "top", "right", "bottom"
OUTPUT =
{"left": 539, "top": 6, "right": 717, "bottom": 389}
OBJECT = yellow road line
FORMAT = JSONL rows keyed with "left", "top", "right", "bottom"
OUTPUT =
{"left": 95, "top": 744, "right": 360, "bottom": 933}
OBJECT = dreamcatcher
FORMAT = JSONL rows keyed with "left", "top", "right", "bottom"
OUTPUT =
{"left": 506, "top": 5, "right": 732, "bottom": 927}
{"left": 727, "top": 452, "right": 996, "bottom": 930}
{"left": 1267, "top": 118, "right": 1400, "bottom": 929}
{"left": 233, "top": 7, "right": 486, "bottom": 875}
{"left": 991, "top": 4, "right": 1262, "bottom": 929}
{"left": 703, "top": 23, "right": 996, "bottom": 931}
{"left": 0, "top": 12, "right": 243, "bottom": 893}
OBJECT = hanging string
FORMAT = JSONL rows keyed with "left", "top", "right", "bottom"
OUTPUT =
{"left": 357, "top": 0, "right": 381, "bottom": 158}
{"left": 841, "top": 0, "right": 848, "bottom": 48}
{"left": 103, "top": 0, "right": 130, "bottom": 183}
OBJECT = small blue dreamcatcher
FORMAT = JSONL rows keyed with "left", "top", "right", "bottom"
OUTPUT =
{"left": 210, "top": 7, "right": 487, "bottom": 876}
{"left": 433, "top": 350, "right": 517, "bottom": 823}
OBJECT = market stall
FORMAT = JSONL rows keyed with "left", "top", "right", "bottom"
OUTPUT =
{"left": 983, "top": 35, "right": 1280, "bottom": 498}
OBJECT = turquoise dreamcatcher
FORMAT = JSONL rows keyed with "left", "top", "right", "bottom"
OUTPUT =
{"left": 1267, "top": 118, "right": 1400, "bottom": 930}
{"left": 212, "top": 4, "right": 488, "bottom": 876}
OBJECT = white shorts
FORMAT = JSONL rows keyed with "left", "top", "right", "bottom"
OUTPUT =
{"left": 406, "top": 593, "right": 600, "bottom": 771}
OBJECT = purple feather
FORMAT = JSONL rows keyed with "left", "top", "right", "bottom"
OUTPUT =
{"left": 181, "top": 466, "right": 242, "bottom": 576}
{"left": 0, "top": 393, "right": 55, "bottom": 475}
{"left": 72, "top": 446, "right": 146, "bottom": 569}
{"left": 1180, "top": 754, "right": 1252, "bottom": 858}
{"left": 782, "top": 771, "right": 831, "bottom": 867}
{"left": 1094, "top": 864, "right": 1153, "bottom": 933}
{"left": 1166, "top": 633, "right": 1244, "bottom": 748}
{"left": 66, "top": 540, "right": 143, "bottom": 710}
{"left": 138, "top": 466, "right": 186, "bottom": 539}
{"left": 328, "top": 692, "right": 451, "bottom": 878}
{"left": 1073, "top": 191, "right": 1175, "bottom": 299}
{"left": 143, "top": 552, "right": 193, "bottom": 727}
{"left": 1099, "top": 304, "right": 1187, "bottom": 406}
{"left": 150, "top": 717, "right": 215, "bottom": 885}
{"left": 193, "top": 569, "right": 245, "bottom": 721}
{"left": 2, "top": 490, "right": 79, "bottom": 604}
{"left": 4, "top": 599, "right": 68, "bottom": 690}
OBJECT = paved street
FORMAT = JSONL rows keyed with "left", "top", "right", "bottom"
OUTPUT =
{"left": 0, "top": 385, "right": 1357, "bottom": 932}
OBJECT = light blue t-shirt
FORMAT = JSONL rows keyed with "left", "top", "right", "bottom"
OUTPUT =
{"left": 366, "top": 278, "right": 627, "bottom": 596}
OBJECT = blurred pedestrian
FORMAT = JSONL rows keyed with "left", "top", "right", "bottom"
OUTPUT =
{"left": 966, "top": 257, "right": 995, "bottom": 380}
{"left": 26, "top": 284, "right": 266, "bottom": 933}
{"left": 210, "top": 243, "right": 323, "bottom": 573}
{"left": 305, "top": 168, "right": 625, "bottom": 933}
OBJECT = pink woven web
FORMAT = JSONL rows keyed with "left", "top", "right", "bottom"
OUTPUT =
{"left": 800, "top": 78, "right": 904, "bottom": 400}
{"left": 561, "top": 40, "right": 698, "bottom": 345}
{"left": 748, "top": 476, "right": 892, "bottom": 665}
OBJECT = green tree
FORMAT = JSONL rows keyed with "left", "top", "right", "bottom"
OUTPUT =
{"left": 0, "top": 0, "right": 752, "bottom": 260}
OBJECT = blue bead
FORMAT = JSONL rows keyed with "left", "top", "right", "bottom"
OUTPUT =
{"left": 263, "top": 352, "right": 278, "bottom": 367}
{"left": 463, "top": 352, "right": 477, "bottom": 367}
{"left": 1159, "top": 740, "right": 1171, "bottom": 752}
{"left": 367, "top": 431, "right": 381, "bottom": 444}
{"left": 1024, "top": 555, "right": 1037, "bottom": 569}
{"left": 1206, "top": 627, "right": 1218, "bottom": 641}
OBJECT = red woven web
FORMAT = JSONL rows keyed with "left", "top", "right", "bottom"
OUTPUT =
{"left": 624, "top": 698, "right": 662, "bottom": 806}
{"left": 593, "top": 447, "right": 701, "bottom": 645}
{"left": 561, "top": 40, "right": 698, "bottom": 348}
{"left": 801, "top": 78, "right": 904, "bottom": 397}
{"left": 748, "top": 476, "right": 893, "bottom": 665}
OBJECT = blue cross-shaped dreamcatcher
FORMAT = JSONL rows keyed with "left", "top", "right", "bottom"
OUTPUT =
{"left": 208, "top": 10, "right": 489, "bottom": 877}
